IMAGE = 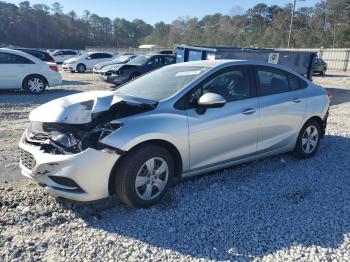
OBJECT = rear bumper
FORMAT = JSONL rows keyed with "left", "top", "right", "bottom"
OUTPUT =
{"left": 47, "top": 73, "right": 62, "bottom": 87}
{"left": 18, "top": 136, "right": 120, "bottom": 202}
{"left": 62, "top": 65, "right": 75, "bottom": 72}
{"left": 321, "top": 109, "right": 329, "bottom": 138}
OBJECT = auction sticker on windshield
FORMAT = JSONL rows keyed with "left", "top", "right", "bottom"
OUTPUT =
{"left": 176, "top": 70, "right": 203, "bottom": 76}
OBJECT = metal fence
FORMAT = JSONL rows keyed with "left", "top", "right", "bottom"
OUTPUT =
{"left": 281, "top": 48, "right": 350, "bottom": 71}
{"left": 87, "top": 46, "right": 350, "bottom": 71}
{"left": 86, "top": 46, "right": 166, "bottom": 55}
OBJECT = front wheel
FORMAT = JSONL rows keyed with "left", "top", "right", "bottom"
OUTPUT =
{"left": 76, "top": 64, "right": 86, "bottom": 73}
{"left": 293, "top": 120, "right": 321, "bottom": 159}
{"left": 114, "top": 145, "right": 174, "bottom": 208}
{"left": 23, "top": 75, "right": 47, "bottom": 94}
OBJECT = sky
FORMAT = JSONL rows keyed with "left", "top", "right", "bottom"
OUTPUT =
{"left": 7, "top": 0, "right": 320, "bottom": 25}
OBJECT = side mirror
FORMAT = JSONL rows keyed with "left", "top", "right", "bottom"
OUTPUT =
{"left": 196, "top": 92, "right": 226, "bottom": 114}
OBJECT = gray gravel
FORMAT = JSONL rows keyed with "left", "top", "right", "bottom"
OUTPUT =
{"left": 1, "top": 71, "right": 350, "bottom": 261}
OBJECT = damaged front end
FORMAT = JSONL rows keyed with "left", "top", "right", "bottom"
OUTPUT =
{"left": 24, "top": 92, "right": 157, "bottom": 155}
{"left": 18, "top": 92, "right": 158, "bottom": 201}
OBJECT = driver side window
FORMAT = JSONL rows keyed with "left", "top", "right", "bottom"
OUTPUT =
{"left": 189, "top": 67, "right": 251, "bottom": 105}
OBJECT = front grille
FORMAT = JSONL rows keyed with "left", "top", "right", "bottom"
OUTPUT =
{"left": 20, "top": 149, "right": 36, "bottom": 170}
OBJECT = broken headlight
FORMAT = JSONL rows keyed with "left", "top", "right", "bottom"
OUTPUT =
{"left": 79, "top": 122, "right": 123, "bottom": 151}
{"left": 50, "top": 131, "right": 78, "bottom": 149}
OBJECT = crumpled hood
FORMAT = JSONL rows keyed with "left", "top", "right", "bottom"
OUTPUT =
{"left": 98, "top": 60, "right": 125, "bottom": 69}
{"left": 29, "top": 91, "right": 157, "bottom": 124}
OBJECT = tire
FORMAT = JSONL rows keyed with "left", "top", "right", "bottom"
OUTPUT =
{"left": 23, "top": 75, "right": 47, "bottom": 94}
{"left": 320, "top": 69, "right": 326, "bottom": 75}
{"left": 114, "top": 145, "right": 174, "bottom": 208}
{"left": 293, "top": 120, "right": 321, "bottom": 159}
{"left": 76, "top": 64, "right": 86, "bottom": 73}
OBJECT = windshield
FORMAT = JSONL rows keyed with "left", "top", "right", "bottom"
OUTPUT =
{"left": 113, "top": 55, "right": 132, "bottom": 63}
{"left": 75, "top": 53, "right": 90, "bottom": 59}
{"left": 116, "top": 65, "right": 209, "bottom": 101}
{"left": 126, "top": 55, "right": 149, "bottom": 66}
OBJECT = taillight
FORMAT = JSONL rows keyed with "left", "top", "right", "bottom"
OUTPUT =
{"left": 49, "top": 65, "right": 59, "bottom": 72}
{"left": 327, "top": 91, "right": 333, "bottom": 103}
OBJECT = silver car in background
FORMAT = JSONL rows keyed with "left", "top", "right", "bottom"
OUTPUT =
{"left": 19, "top": 60, "right": 330, "bottom": 208}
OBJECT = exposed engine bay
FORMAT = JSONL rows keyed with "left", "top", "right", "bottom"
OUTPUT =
{"left": 24, "top": 95, "right": 157, "bottom": 155}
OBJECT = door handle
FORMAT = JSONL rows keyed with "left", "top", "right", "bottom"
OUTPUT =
{"left": 292, "top": 97, "right": 303, "bottom": 103}
{"left": 241, "top": 108, "right": 256, "bottom": 115}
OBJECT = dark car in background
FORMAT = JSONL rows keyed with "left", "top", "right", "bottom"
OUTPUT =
{"left": 313, "top": 58, "right": 327, "bottom": 75}
{"left": 93, "top": 54, "right": 136, "bottom": 74}
{"left": 100, "top": 54, "right": 176, "bottom": 85}
{"left": 13, "top": 48, "right": 55, "bottom": 63}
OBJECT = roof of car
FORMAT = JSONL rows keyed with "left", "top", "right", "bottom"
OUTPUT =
{"left": 0, "top": 48, "right": 43, "bottom": 62}
{"left": 172, "top": 59, "right": 245, "bottom": 67}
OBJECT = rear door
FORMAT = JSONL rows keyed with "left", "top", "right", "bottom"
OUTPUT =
{"left": 0, "top": 52, "right": 31, "bottom": 89}
{"left": 254, "top": 65, "right": 307, "bottom": 153}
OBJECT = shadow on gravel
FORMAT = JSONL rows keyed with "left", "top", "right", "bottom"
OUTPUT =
{"left": 62, "top": 80, "right": 90, "bottom": 86}
{"left": 65, "top": 134, "right": 350, "bottom": 261}
{"left": 326, "top": 87, "right": 350, "bottom": 106}
{"left": 0, "top": 89, "right": 82, "bottom": 106}
{"left": 314, "top": 73, "right": 349, "bottom": 78}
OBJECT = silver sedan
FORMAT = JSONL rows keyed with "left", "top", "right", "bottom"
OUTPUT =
{"left": 19, "top": 60, "right": 330, "bottom": 208}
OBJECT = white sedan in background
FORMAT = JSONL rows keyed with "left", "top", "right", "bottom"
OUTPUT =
{"left": 62, "top": 52, "right": 115, "bottom": 73}
{"left": 0, "top": 48, "right": 62, "bottom": 94}
{"left": 50, "top": 50, "right": 82, "bottom": 64}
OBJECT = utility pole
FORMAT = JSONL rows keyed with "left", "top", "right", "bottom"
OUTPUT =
{"left": 287, "top": 0, "right": 305, "bottom": 48}
{"left": 287, "top": 0, "right": 297, "bottom": 48}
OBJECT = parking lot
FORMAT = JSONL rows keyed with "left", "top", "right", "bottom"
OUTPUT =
{"left": 1, "top": 70, "right": 350, "bottom": 261}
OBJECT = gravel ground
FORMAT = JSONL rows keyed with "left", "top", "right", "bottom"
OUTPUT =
{"left": 1, "top": 71, "right": 350, "bottom": 262}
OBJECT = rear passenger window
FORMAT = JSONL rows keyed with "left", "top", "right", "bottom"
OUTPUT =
{"left": 163, "top": 56, "right": 175, "bottom": 65}
{"left": 0, "top": 52, "right": 33, "bottom": 64}
{"left": 256, "top": 67, "right": 289, "bottom": 96}
{"left": 288, "top": 73, "right": 308, "bottom": 90}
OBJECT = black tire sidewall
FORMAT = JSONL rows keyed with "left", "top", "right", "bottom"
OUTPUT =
{"left": 77, "top": 64, "right": 86, "bottom": 73}
{"left": 294, "top": 120, "right": 321, "bottom": 159}
{"left": 115, "top": 145, "right": 174, "bottom": 208}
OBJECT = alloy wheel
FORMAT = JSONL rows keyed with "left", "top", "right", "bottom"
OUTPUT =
{"left": 27, "top": 77, "right": 45, "bottom": 93}
{"left": 301, "top": 125, "right": 319, "bottom": 154}
{"left": 135, "top": 157, "right": 169, "bottom": 201}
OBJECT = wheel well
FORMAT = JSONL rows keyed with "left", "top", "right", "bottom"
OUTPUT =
{"left": 305, "top": 116, "right": 323, "bottom": 130}
{"left": 108, "top": 139, "right": 183, "bottom": 195}
{"left": 77, "top": 63, "right": 86, "bottom": 69}
{"left": 22, "top": 74, "right": 48, "bottom": 88}
{"left": 303, "top": 115, "right": 325, "bottom": 137}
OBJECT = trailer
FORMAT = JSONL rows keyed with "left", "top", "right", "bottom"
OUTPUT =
{"left": 175, "top": 45, "right": 317, "bottom": 80}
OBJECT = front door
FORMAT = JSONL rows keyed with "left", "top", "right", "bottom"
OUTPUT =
{"left": 186, "top": 66, "right": 259, "bottom": 170}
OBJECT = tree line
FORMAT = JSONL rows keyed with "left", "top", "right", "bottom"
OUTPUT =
{"left": 0, "top": 0, "right": 349, "bottom": 49}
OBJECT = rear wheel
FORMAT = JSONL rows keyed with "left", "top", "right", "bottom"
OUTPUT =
{"left": 320, "top": 69, "right": 326, "bottom": 75}
{"left": 76, "top": 64, "right": 86, "bottom": 73}
{"left": 114, "top": 145, "right": 174, "bottom": 208}
{"left": 23, "top": 75, "right": 47, "bottom": 94}
{"left": 293, "top": 120, "right": 321, "bottom": 159}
